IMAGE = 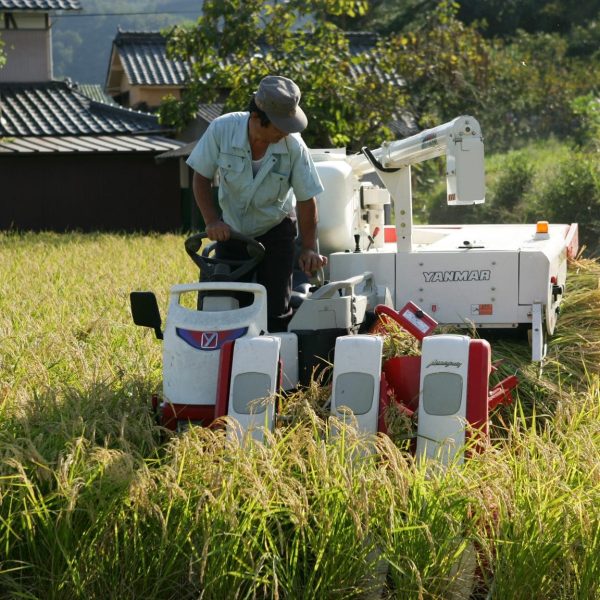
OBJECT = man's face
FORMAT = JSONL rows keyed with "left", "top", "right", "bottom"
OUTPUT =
{"left": 262, "top": 122, "right": 288, "bottom": 144}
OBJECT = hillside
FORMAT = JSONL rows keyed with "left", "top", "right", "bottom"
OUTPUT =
{"left": 52, "top": 0, "right": 201, "bottom": 85}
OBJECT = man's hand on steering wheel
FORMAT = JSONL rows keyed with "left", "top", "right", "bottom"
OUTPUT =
{"left": 206, "top": 219, "right": 231, "bottom": 242}
{"left": 299, "top": 247, "right": 328, "bottom": 276}
{"left": 184, "top": 230, "right": 265, "bottom": 281}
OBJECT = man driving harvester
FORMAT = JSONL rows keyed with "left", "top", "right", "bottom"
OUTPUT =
{"left": 186, "top": 75, "right": 327, "bottom": 332}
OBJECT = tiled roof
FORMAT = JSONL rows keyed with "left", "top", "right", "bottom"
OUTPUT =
{"left": 113, "top": 31, "right": 189, "bottom": 86}
{"left": 344, "top": 33, "right": 405, "bottom": 88}
{"left": 74, "top": 83, "right": 118, "bottom": 106}
{"left": 197, "top": 103, "right": 223, "bottom": 123}
{"left": 108, "top": 30, "right": 413, "bottom": 137}
{"left": 0, "top": 81, "right": 167, "bottom": 137}
{"left": 110, "top": 30, "right": 402, "bottom": 88}
{"left": 0, "top": 0, "right": 81, "bottom": 9}
{"left": 388, "top": 114, "right": 418, "bottom": 138}
{"left": 0, "top": 134, "right": 183, "bottom": 154}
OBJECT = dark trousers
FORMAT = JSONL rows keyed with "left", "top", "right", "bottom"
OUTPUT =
{"left": 216, "top": 217, "right": 297, "bottom": 332}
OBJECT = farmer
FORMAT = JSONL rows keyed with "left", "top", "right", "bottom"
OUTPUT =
{"left": 186, "top": 75, "right": 327, "bottom": 332}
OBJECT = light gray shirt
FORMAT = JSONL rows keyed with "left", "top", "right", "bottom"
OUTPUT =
{"left": 186, "top": 111, "right": 324, "bottom": 237}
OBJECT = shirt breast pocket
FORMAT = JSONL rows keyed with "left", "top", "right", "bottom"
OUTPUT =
{"left": 217, "top": 153, "right": 245, "bottom": 184}
{"left": 259, "top": 170, "right": 290, "bottom": 209}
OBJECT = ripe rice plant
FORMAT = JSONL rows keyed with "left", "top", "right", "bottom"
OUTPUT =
{"left": 0, "top": 232, "right": 598, "bottom": 599}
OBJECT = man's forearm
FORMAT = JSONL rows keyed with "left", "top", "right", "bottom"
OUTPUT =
{"left": 296, "top": 197, "right": 327, "bottom": 275}
{"left": 192, "top": 172, "right": 220, "bottom": 225}
{"left": 192, "top": 171, "right": 231, "bottom": 241}
{"left": 297, "top": 198, "right": 318, "bottom": 250}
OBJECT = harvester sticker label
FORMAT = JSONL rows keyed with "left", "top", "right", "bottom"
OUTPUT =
{"left": 176, "top": 327, "right": 248, "bottom": 350}
{"left": 402, "top": 309, "right": 431, "bottom": 334}
{"left": 471, "top": 304, "right": 493, "bottom": 316}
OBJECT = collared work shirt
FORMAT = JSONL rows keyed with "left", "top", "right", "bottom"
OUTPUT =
{"left": 186, "top": 111, "right": 324, "bottom": 238}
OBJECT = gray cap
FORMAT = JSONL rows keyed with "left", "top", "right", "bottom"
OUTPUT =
{"left": 254, "top": 75, "right": 308, "bottom": 134}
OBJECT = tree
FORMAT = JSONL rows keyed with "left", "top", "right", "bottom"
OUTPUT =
{"left": 349, "top": 0, "right": 439, "bottom": 35}
{"left": 376, "top": 2, "right": 490, "bottom": 129}
{"left": 372, "top": 1, "right": 600, "bottom": 151}
{"left": 359, "top": 0, "right": 600, "bottom": 43}
{"left": 158, "top": 0, "right": 407, "bottom": 149}
{"left": 457, "top": 0, "right": 600, "bottom": 39}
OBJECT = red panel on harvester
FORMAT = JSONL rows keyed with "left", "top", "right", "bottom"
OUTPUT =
{"left": 382, "top": 355, "right": 421, "bottom": 413}
{"left": 465, "top": 339, "right": 492, "bottom": 439}
{"left": 215, "top": 340, "right": 235, "bottom": 420}
{"left": 161, "top": 404, "right": 216, "bottom": 431}
{"left": 375, "top": 302, "right": 437, "bottom": 341}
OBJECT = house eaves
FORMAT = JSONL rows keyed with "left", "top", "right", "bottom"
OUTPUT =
{"left": 0, "top": 80, "right": 184, "bottom": 154}
{"left": 0, "top": 134, "right": 183, "bottom": 154}
{"left": 0, "top": 80, "right": 168, "bottom": 137}
{"left": 196, "top": 103, "right": 223, "bottom": 124}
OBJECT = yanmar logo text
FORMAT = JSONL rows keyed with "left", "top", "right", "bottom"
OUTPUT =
{"left": 423, "top": 269, "right": 491, "bottom": 283}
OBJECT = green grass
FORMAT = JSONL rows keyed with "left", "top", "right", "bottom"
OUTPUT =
{"left": 1, "top": 232, "right": 599, "bottom": 599}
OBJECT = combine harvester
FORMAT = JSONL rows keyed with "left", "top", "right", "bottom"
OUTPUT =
{"left": 131, "top": 116, "right": 576, "bottom": 463}
{"left": 314, "top": 115, "right": 578, "bottom": 362}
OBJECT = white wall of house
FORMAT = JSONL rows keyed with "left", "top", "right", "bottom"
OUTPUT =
{"left": 0, "top": 12, "right": 52, "bottom": 82}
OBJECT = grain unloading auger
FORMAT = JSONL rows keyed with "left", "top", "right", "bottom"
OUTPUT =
{"left": 312, "top": 115, "right": 579, "bottom": 362}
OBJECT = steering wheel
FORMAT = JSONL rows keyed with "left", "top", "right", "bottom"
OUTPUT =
{"left": 184, "top": 231, "right": 266, "bottom": 281}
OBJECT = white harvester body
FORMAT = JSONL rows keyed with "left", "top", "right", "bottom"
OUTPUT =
{"left": 162, "top": 282, "right": 267, "bottom": 407}
{"left": 312, "top": 116, "right": 578, "bottom": 360}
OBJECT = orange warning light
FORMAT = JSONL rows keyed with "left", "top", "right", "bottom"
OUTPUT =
{"left": 536, "top": 221, "right": 549, "bottom": 234}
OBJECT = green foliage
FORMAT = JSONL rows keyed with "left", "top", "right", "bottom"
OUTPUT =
{"left": 365, "top": 0, "right": 600, "bottom": 44}
{"left": 159, "top": 0, "right": 405, "bottom": 149}
{"left": 427, "top": 150, "right": 535, "bottom": 225}
{"left": 373, "top": 2, "right": 599, "bottom": 152}
{"left": 530, "top": 154, "right": 600, "bottom": 256}
{"left": 568, "top": 19, "right": 600, "bottom": 58}
{"left": 344, "top": 0, "right": 439, "bottom": 35}
{"left": 422, "top": 140, "right": 600, "bottom": 257}
{"left": 489, "top": 153, "right": 534, "bottom": 216}
{"left": 457, "top": 0, "right": 600, "bottom": 38}
{"left": 51, "top": 30, "right": 83, "bottom": 72}
{"left": 376, "top": 1, "right": 490, "bottom": 131}
{"left": 477, "top": 32, "right": 600, "bottom": 151}
{"left": 571, "top": 94, "right": 600, "bottom": 151}
{"left": 155, "top": 0, "right": 600, "bottom": 157}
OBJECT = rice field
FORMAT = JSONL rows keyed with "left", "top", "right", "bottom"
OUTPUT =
{"left": 0, "top": 232, "right": 599, "bottom": 599}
